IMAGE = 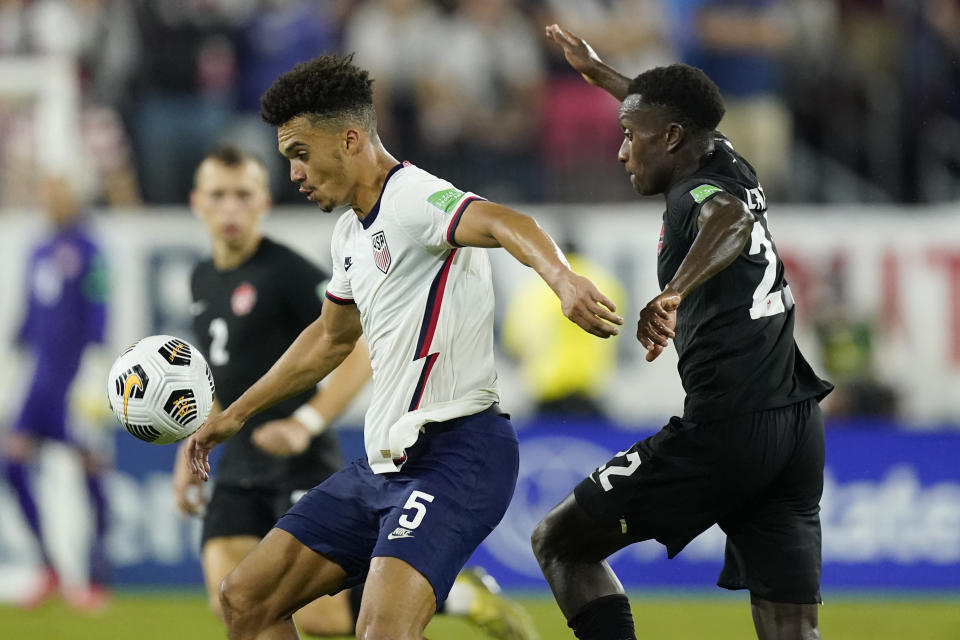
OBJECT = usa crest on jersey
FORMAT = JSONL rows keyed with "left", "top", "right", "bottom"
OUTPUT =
{"left": 372, "top": 231, "right": 391, "bottom": 273}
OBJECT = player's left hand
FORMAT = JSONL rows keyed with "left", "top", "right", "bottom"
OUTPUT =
{"left": 251, "top": 418, "right": 311, "bottom": 457}
{"left": 186, "top": 409, "right": 244, "bottom": 481}
{"left": 637, "top": 291, "right": 680, "bottom": 361}
{"left": 557, "top": 272, "right": 624, "bottom": 338}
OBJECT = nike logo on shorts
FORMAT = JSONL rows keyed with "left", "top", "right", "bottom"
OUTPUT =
{"left": 387, "top": 526, "right": 414, "bottom": 540}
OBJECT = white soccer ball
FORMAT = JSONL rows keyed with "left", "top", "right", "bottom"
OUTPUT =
{"left": 106, "top": 335, "right": 215, "bottom": 445}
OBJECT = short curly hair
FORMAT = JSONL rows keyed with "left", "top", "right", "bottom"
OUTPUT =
{"left": 626, "top": 64, "right": 725, "bottom": 133}
{"left": 260, "top": 53, "right": 376, "bottom": 132}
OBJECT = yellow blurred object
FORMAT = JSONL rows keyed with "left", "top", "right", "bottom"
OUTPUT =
{"left": 503, "top": 254, "right": 625, "bottom": 410}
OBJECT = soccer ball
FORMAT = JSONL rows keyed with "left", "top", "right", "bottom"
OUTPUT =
{"left": 107, "top": 335, "right": 215, "bottom": 444}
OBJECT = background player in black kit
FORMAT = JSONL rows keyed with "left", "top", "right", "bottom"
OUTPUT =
{"left": 174, "top": 145, "right": 538, "bottom": 640}
{"left": 533, "top": 25, "right": 834, "bottom": 640}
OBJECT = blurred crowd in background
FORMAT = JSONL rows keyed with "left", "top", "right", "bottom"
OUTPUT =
{"left": 0, "top": 0, "right": 958, "bottom": 210}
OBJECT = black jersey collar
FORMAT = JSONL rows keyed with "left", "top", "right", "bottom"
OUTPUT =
{"left": 361, "top": 163, "right": 404, "bottom": 230}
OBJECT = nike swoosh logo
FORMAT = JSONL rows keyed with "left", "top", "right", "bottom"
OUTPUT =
{"left": 123, "top": 373, "right": 144, "bottom": 423}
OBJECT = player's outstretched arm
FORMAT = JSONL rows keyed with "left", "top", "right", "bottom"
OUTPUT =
{"left": 545, "top": 23, "right": 632, "bottom": 101}
{"left": 637, "top": 193, "right": 753, "bottom": 360}
{"left": 186, "top": 302, "right": 363, "bottom": 480}
{"left": 251, "top": 338, "right": 372, "bottom": 457}
{"left": 453, "top": 200, "right": 623, "bottom": 338}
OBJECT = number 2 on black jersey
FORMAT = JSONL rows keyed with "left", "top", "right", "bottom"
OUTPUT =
{"left": 209, "top": 317, "right": 229, "bottom": 365}
{"left": 747, "top": 216, "right": 794, "bottom": 320}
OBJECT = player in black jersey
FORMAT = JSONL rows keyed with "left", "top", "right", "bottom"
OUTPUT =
{"left": 174, "top": 145, "right": 539, "bottom": 640}
{"left": 533, "top": 25, "right": 833, "bottom": 640}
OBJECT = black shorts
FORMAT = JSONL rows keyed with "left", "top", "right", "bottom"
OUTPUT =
{"left": 202, "top": 483, "right": 317, "bottom": 547}
{"left": 574, "top": 398, "right": 824, "bottom": 604}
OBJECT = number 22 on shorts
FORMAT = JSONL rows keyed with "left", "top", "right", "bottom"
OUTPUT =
{"left": 596, "top": 450, "right": 642, "bottom": 491}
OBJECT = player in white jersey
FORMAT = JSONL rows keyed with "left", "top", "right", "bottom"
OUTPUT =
{"left": 185, "top": 54, "right": 622, "bottom": 640}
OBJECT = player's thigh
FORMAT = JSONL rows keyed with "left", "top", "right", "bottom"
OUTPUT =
{"left": 222, "top": 528, "right": 348, "bottom": 620}
{"left": 202, "top": 536, "right": 259, "bottom": 610}
{"left": 570, "top": 419, "right": 737, "bottom": 558}
{"left": 355, "top": 556, "right": 436, "bottom": 640}
{"left": 533, "top": 492, "right": 637, "bottom": 563}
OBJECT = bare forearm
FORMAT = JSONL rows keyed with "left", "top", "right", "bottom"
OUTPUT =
{"left": 490, "top": 210, "right": 572, "bottom": 294}
{"left": 585, "top": 61, "right": 632, "bottom": 102}
{"left": 665, "top": 209, "right": 753, "bottom": 298}
{"left": 226, "top": 319, "right": 354, "bottom": 424}
{"left": 306, "top": 339, "right": 372, "bottom": 424}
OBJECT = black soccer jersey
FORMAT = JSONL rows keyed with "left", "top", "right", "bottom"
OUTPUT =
{"left": 191, "top": 237, "right": 343, "bottom": 490}
{"left": 658, "top": 134, "right": 832, "bottom": 420}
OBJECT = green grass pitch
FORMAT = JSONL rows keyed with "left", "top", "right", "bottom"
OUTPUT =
{"left": 0, "top": 591, "right": 957, "bottom": 639}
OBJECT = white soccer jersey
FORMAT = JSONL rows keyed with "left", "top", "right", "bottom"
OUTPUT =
{"left": 325, "top": 162, "right": 500, "bottom": 473}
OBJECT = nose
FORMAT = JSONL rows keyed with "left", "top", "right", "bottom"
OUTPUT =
{"left": 618, "top": 138, "right": 629, "bottom": 164}
{"left": 289, "top": 161, "right": 305, "bottom": 184}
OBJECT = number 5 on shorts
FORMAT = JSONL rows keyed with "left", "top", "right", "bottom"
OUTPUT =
{"left": 399, "top": 490, "right": 435, "bottom": 529}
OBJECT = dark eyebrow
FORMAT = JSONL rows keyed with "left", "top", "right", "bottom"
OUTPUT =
{"left": 280, "top": 141, "right": 307, "bottom": 157}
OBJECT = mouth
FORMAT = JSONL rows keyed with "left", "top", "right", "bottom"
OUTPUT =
{"left": 299, "top": 186, "right": 315, "bottom": 202}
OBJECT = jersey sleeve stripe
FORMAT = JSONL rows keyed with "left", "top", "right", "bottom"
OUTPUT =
{"left": 414, "top": 249, "right": 457, "bottom": 359}
{"left": 445, "top": 196, "right": 484, "bottom": 247}
{"left": 325, "top": 291, "right": 356, "bottom": 305}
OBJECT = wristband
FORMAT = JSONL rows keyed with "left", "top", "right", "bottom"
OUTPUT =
{"left": 292, "top": 405, "right": 327, "bottom": 436}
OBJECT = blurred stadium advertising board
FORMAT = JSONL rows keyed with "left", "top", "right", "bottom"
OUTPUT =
{"left": 2, "top": 206, "right": 960, "bottom": 424}
{"left": 0, "top": 423, "right": 956, "bottom": 591}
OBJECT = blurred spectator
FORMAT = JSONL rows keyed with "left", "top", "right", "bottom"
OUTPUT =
{"left": 0, "top": 0, "right": 29, "bottom": 55}
{"left": 418, "top": 0, "right": 546, "bottom": 201}
{"left": 811, "top": 255, "right": 898, "bottom": 418}
{"left": 667, "top": 0, "right": 793, "bottom": 199}
{"left": 131, "top": 0, "right": 251, "bottom": 203}
{"left": 226, "top": 0, "right": 352, "bottom": 203}
{"left": 0, "top": 0, "right": 142, "bottom": 208}
{"left": 535, "top": 0, "right": 673, "bottom": 202}
{"left": 344, "top": 0, "right": 444, "bottom": 162}
{"left": 900, "top": 0, "right": 960, "bottom": 202}
{"left": 502, "top": 243, "right": 625, "bottom": 422}
{"left": 2, "top": 175, "right": 112, "bottom": 610}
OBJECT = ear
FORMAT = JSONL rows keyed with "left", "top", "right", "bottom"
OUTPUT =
{"left": 343, "top": 127, "right": 362, "bottom": 155}
{"left": 665, "top": 123, "right": 685, "bottom": 152}
{"left": 189, "top": 189, "right": 201, "bottom": 218}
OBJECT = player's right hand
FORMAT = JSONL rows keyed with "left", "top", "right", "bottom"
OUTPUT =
{"left": 173, "top": 442, "right": 207, "bottom": 515}
{"left": 186, "top": 409, "right": 244, "bottom": 481}
{"left": 637, "top": 291, "right": 680, "bottom": 361}
{"left": 545, "top": 23, "right": 604, "bottom": 85}
{"left": 557, "top": 272, "right": 623, "bottom": 338}
{"left": 252, "top": 418, "right": 312, "bottom": 457}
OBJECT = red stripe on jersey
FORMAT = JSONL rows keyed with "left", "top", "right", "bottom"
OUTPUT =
{"left": 415, "top": 249, "right": 457, "bottom": 359}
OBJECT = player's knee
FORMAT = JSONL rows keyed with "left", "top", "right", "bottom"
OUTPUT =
{"left": 219, "top": 571, "right": 258, "bottom": 628}
{"left": 531, "top": 503, "right": 571, "bottom": 565}
{"left": 2, "top": 434, "right": 34, "bottom": 462}
{"left": 530, "top": 515, "right": 554, "bottom": 562}
{"left": 355, "top": 616, "right": 416, "bottom": 640}
{"left": 206, "top": 587, "right": 225, "bottom": 622}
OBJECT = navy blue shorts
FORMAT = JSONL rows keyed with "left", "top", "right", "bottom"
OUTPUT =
{"left": 275, "top": 405, "right": 518, "bottom": 606}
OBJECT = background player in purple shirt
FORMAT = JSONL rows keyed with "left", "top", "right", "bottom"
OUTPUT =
{"left": 2, "top": 176, "right": 111, "bottom": 611}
